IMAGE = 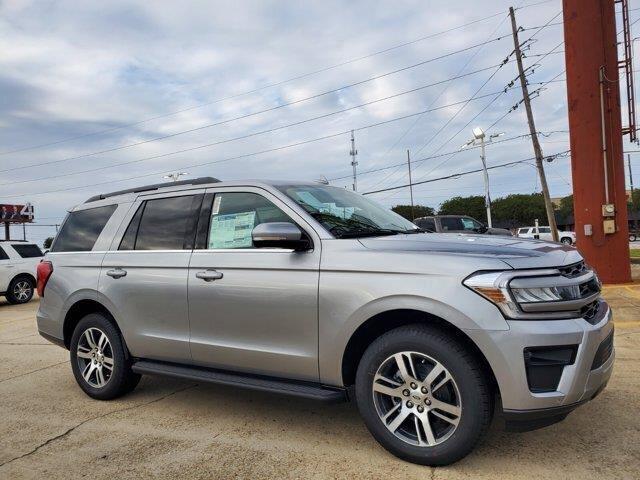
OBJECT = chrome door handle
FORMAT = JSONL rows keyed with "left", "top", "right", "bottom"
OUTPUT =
{"left": 196, "top": 270, "right": 223, "bottom": 282}
{"left": 106, "top": 268, "right": 127, "bottom": 279}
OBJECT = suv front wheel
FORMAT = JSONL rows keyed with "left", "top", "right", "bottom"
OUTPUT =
{"left": 70, "top": 313, "right": 140, "bottom": 400}
{"left": 355, "top": 325, "right": 491, "bottom": 466}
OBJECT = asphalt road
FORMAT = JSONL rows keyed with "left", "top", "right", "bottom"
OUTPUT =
{"left": 1, "top": 298, "right": 639, "bottom": 479}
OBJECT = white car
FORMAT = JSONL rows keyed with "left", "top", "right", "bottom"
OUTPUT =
{"left": 516, "top": 226, "right": 576, "bottom": 245}
{"left": 0, "top": 241, "right": 43, "bottom": 304}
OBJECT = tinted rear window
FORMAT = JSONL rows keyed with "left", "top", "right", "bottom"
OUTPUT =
{"left": 51, "top": 205, "right": 117, "bottom": 252}
{"left": 415, "top": 218, "right": 435, "bottom": 231}
{"left": 12, "top": 244, "right": 43, "bottom": 258}
{"left": 129, "top": 195, "right": 201, "bottom": 250}
{"left": 0, "top": 247, "right": 8, "bottom": 260}
{"left": 440, "top": 217, "right": 463, "bottom": 231}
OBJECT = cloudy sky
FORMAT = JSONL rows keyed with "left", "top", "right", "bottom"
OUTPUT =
{"left": 0, "top": 0, "right": 635, "bottom": 244}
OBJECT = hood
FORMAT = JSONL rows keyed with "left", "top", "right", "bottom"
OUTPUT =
{"left": 358, "top": 233, "right": 582, "bottom": 269}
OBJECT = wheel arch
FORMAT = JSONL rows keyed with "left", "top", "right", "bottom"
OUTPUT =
{"left": 63, "top": 299, "right": 122, "bottom": 350}
{"left": 340, "top": 309, "right": 500, "bottom": 399}
{"left": 10, "top": 272, "right": 36, "bottom": 286}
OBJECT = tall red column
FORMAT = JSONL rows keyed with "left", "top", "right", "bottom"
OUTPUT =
{"left": 563, "top": 0, "right": 631, "bottom": 283}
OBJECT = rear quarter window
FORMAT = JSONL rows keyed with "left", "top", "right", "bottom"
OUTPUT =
{"left": 0, "top": 246, "right": 8, "bottom": 260}
{"left": 51, "top": 204, "right": 117, "bottom": 252}
{"left": 11, "top": 244, "right": 43, "bottom": 258}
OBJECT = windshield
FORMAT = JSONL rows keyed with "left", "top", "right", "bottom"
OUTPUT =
{"left": 276, "top": 184, "right": 420, "bottom": 238}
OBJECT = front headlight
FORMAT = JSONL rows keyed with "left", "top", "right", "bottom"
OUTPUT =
{"left": 463, "top": 269, "right": 601, "bottom": 320}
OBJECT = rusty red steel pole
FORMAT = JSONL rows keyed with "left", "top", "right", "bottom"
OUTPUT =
{"left": 563, "top": 0, "right": 632, "bottom": 283}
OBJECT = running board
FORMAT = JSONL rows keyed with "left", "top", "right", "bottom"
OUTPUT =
{"left": 132, "top": 359, "right": 347, "bottom": 403}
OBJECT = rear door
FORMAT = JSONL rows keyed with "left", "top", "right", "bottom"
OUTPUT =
{"left": 0, "top": 246, "right": 12, "bottom": 292}
{"left": 188, "top": 187, "right": 321, "bottom": 381}
{"left": 538, "top": 226, "right": 552, "bottom": 241}
{"left": 99, "top": 190, "right": 203, "bottom": 363}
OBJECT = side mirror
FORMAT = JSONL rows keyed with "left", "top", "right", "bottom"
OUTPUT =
{"left": 252, "top": 222, "right": 311, "bottom": 251}
{"left": 476, "top": 225, "right": 488, "bottom": 233}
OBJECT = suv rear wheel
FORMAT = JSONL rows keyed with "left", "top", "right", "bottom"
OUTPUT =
{"left": 560, "top": 237, "right": 572, "bottom": 245}
{"left": 6, "top": 276, "right": 34, "bottom": 304}
{"left": 355, "top": 324, "right": 491, "bottom": 466}
{"left": 70, "top": 313, "right": 140, "bottom": 400}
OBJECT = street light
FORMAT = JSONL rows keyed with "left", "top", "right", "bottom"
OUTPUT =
{"left": 163, "top": 172, "right": 188, "bottom": 182}
{"left": 461, "top": 128, "right": 504, "bottom": 228}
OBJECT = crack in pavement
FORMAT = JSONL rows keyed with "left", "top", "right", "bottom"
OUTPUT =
{"left": 0, "top": 361, "right": 68, "bottom": 384}
{"left": 0, "top": 383, "right": 198, "bottom": 469}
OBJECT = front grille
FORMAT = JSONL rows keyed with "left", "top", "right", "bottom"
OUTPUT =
{"left": 591, "top": 330, "right": 614, "bottom": 370}
{"left": 558, "top": 261, "right": 588, "bottom": 278}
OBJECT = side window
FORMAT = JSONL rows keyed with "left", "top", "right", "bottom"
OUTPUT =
{"left": 0, "top": 246, "right": 8, "bottom": 260}
{"left": 518, "top": 228, "right": 528, "bottom": 235}
{"left": 12, "top": 244, "right": 43, "bottom": 258}
{"left": 416, "top": 218, "right": 435, "bottom": 231}
{"left": 460, "top": 218, "right": 477, "bottom": 231}
{"left": 208, "top": 192, "right": 293, "bottom": 249}
{"left": 539, "top": 227, "right": 551, "bottom": 234}
{"left": 440, "top": 217, "right": 463, "bottom": 231}
{"left": 51, "top": 205, "right": 117, "bottom": 252}
{"left": 124, "top": 195, "right": 202, "bottom": 251}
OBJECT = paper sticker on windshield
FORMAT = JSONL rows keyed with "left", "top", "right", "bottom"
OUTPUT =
{"left": 212, "top": 196, "right": 221, "bottom": 215}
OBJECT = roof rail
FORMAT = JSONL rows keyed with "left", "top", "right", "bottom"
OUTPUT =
{"left": 85, "top": 177, "right": 221, "bottom": 203}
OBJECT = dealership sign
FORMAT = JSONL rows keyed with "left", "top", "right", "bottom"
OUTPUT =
{"left": 0, "top": 203, "right": 34, "bottom": 223}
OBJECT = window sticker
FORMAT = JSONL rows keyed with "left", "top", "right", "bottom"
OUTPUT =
{"left": 212, "top": 195, "right": 222, "bottom": 215}
{"left": 209, "top": 211, "right": 256, "bottom": 249}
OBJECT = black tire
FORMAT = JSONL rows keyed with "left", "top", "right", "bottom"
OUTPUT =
{"left": 70, "top": 313, "right": 140, "bottom": 400}
{"left": 355, "top": 324, "right": 492, "bottom": 466}
{"left": 6, "top": 275, "right": 35, "bottom": 304}
{"left": 560, "top": 237, "right": 572, "bottom": 245}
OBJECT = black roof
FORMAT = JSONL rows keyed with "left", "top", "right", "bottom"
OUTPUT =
{"left": 85, "top": 177, "right": 221, "bottom": 203}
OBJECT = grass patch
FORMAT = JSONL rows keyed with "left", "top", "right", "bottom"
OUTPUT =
{"left": 631, "top": 249, "right": 640, "bottom": 258}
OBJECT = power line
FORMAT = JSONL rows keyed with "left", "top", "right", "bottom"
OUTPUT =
{"left": 1, "top": 45, "right": 511, "bottom": 175}
{"left": 2, "top": 90, "right": 512, "bottom": 199}
{"left": 362, "top": 151, "right": 570, "bottom": 195}
{"left": 0, "top": 10, "right": 509, "bottom": 157}
{"left": 367, "top": 12, "right": 512, "bottom": 190}
{"left": 0, "top": 70, "right": 515, "bottom": 187}
{"left": 328, "top": 131, "right": 566, "bottom": 181}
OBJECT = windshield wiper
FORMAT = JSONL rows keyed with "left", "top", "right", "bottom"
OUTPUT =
{"left": 335, "top": 228, "right": 404, "bottom": 238}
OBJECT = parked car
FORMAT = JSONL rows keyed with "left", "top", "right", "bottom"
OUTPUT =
{"left": 36, "top": 178, "right": 612, "bottom": 466}
{"left": 629, "top": 229, "right": 639, "bottom": 242}
{"left": 517, "top": 226, "right": 576, "bottom": 245}
{"left": 414, "top": 215, "right": 512, "bottom": 236}
{"left": 0, "top": 241, "right": 43, "bottom": 304}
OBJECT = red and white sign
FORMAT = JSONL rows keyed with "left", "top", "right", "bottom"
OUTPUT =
{"left": 0, "top": 203, "right": 34, "bottom": 223}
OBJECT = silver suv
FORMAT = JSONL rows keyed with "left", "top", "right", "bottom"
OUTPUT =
{"left": 36, "top": 177, "right": 614, "bottom": 466}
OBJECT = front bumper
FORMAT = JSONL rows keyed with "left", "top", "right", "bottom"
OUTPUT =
{"left": 466, "top": 300, "right": 614, "bottom": 427}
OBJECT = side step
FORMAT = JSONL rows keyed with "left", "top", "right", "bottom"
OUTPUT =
{"left": 132, "top": 359, "right": 347, "bottom": 403}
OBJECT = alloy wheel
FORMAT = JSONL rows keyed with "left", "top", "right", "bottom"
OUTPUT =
{"left": 13, "top": 281, "right": 32, "bottom": 302}
{"left": 372, "top": 351, "right": 462, "bottom": 447}
{"left": 76, "top": 327, "right": 114, "bottom": 388}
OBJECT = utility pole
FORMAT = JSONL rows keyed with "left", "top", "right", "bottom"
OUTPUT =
{"left": 510, "top": 6, "right": 559, "bottom": 242}
{"left": 350, "top": 130, "right": 358, "bottom": 191}
{"left": 462, "top": 127, "right": 502, "bottom": 228}
{"left": 629, "top": 154, "right": 637, "bottom": 230}
{"left": 407, "top": 149, "right": 415, "bottom": 220}
{"left": 478, "top": 132, "right": 492, "bottom": 228}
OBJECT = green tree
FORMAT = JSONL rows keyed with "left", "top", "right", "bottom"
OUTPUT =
{"left": 43, "top": 237, "right": 54, "bottom": 249}
{"left": 492, "top": 193, "right": 547, "bottom": 228}
{"left": 556, "top": 194, "right": 574, "bottom": 221}
{"left": 391, "top": 204, "right": 434, "bottom": 221}
{"left": 438, "top": 196, "right": 487, "bottom": 222}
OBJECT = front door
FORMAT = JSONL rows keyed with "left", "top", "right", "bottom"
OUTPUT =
{"left": 188, "top": 187, "right": 321, "bottom": 381}
{"left": 99, "top": 191, "right": 203, "bottom": 363}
